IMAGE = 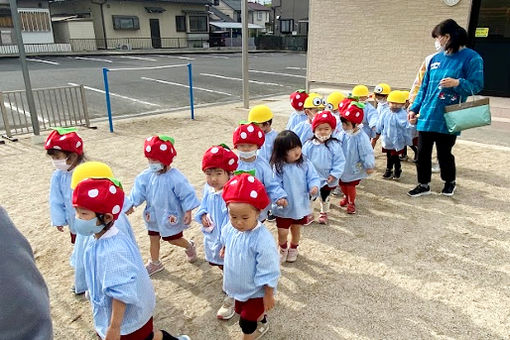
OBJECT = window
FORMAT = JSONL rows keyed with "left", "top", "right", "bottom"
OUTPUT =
{"left": 477, "top": 0, "right": 510, "bottom": 38}
{"left": 280, "top": 19, "right": 293, "bottom": 34}
{"left": 19, "top": 10, "right": 50, "bottom": 32}
{"left": 0, "top": 15, "right": 13, "bottom": 28}
{"left": 112, "top": 16, "right": 140, "bottom": 30}
{"left": 257, "top": 11, "right": 262, "bottom": 20}
{"left": 176, "top": 15, "right": 186, "bottom": 32}
{"left": 189, "top": 16, "right": 207, "bottom": 33}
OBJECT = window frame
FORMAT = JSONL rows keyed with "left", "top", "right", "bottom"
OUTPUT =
{"left": 175, "top": 15, "right": 186, "bottom": 32}
{"left": 188, "top": 15, "right": 208, "bottom": 33}
{"left": 279, "top": 19, "right": 293, "bottom": 34}
{"left": 112, "top": 15, "right": 140, "bottom": 31}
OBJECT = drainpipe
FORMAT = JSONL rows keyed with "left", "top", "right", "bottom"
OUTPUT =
{"left": 91, "top": 0, "right": 107, "bottom": 49}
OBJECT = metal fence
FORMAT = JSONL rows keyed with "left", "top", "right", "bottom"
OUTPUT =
{"left": 0, "top": 85, "right": 90, "bottom": 138}
{"left": 0, "top": 43, "right": 72, "bottom": 55}
{"left": 254, "top": 35, "right": 308, "bottom": 51}
{"left": 68, "top": 37, "right": 211, "bottom": 52}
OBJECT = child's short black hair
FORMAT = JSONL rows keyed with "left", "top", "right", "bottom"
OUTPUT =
{"left": 47, "top": 149, "right": 85, "bottom": 163}
{"left": 261, "top": 119, "right": 272, "bottom": 127}
{"left": 270, "top": 130, "right": 303, "bottom": 175}
{"left": 340, "top": 116, "right": 357, "bottom": 128}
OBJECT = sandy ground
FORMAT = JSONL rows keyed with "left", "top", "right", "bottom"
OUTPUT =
{"left": 1, "top": 94, "right": 509, "bottom": 340}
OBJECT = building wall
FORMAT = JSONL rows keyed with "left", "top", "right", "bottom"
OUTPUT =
{"left": 250, "top": 10, "right": 269, "bottom": 28}
{"left": 307, "top": 0, "right": 473, "bottom": 90}
{"left": 273, "top": 0, "right": 308, "bottom": 36}
{"left": 216, "top": 1, "right": 237, "bottom": 22}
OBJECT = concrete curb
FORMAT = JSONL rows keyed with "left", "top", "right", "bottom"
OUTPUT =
{"left": 0, "top": 49, "right": 305, "bottom": 59}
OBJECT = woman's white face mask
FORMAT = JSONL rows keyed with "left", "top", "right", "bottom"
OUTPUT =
{"left": 434, "top": 39, "right": 443, "bottom": 52}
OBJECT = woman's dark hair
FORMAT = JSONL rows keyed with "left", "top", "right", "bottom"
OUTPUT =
{"left": 270, "top": 130, "right": 303, "bottom": 175}
{"left": 47, "top": 149, "right": 85, "bottom": 163}
{"left": 340, "top": 116, "right": 357, "bottom": 128}
{"left": 431, "top": 19, "right": 467, "bottom": 53}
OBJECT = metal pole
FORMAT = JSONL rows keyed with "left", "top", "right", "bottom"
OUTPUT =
{"left": 187, "top": 63, "right": 195, "bottom": 120}
{"left": 241, "top": 0, "right": 249, "bottom": 109}
{"left": 9, "top": 0, "right": 40, "bottom": 136}
{"left": 102, "top": 68, "right": 114, "bottom": 132}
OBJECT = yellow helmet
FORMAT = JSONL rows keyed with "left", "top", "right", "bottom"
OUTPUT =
{"left": 303, "top": 92, "right": 325, "bottom": 109}
{"left": 387, "top": 90, "right": 407, "bottom": 104}
{"left": 374, "top": 83, "right": 391, "bottom": 95}
{"left": 351, "top": 85, "right": 369, "bottom": 98}
{"left": 401, "top": 90, "right": 410, "bottom": 100}
{"left": 71, "top": 161, "right": 114, "bottom": 189}
{"left": 325, "top": 91, "right": 345, "bottom": 111}
{"left": 248, "top": 104, "right": 273, "bottom": 123}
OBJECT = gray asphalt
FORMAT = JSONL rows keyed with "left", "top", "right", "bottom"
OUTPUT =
{"left": 0, "top": 52, "right": 306, "bottom": 120}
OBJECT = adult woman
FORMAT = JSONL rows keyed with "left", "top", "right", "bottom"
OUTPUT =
{"left": 407, "top": 19, "right": 484, "bottom": 197}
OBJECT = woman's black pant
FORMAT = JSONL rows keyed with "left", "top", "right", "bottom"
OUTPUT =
{"left": 416, "top": 131, "right": 457, "bottom": 184}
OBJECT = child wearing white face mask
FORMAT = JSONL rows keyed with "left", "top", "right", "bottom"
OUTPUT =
{"left": 233, "top": 123, "right": 288, "bottom": 222}
{"left": 45, "top": 127, "right": 88, "bottom": 295}
{"left": 302, "top": 111, "right": 345, "bottom": 224}
{"left": 128, "top": 135, "right": 200, "bottom": 276}
{"left": 338, "top": 102, "right": 375, "bottom": 215}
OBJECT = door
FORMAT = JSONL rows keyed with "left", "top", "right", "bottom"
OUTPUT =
{"left": 150, "top": 19, "right": 161, "bottom": 48}
{"left": 469, "top": 0, "right": 510, "bottom": 97}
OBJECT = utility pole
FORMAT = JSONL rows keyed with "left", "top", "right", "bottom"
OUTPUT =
{"left": 241, "top": 0, "right": 249, "bottom": 109}
{"left": 9, "top": 0, "right": 40, "bottom": 137}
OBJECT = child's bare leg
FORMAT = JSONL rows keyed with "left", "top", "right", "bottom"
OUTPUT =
{"left": 150, "top": 235, "right": 161, "bottom": 262}
{"left": 168, "top": 237, "right": 190, "bottom": 249}
{"left": 277, "top": 228, "right": 289, "bottom": 247}
{"left": 290, "top": 224, "right": 301, "bottom": 246}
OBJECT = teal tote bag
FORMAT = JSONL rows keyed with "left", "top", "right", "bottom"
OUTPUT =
{"left": 443, "top": 97, "right": 491, "bottom": 134}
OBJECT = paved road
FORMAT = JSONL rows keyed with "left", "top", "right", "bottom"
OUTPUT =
{"left": 0, "top": 52, "right": 306, "bottom": 120}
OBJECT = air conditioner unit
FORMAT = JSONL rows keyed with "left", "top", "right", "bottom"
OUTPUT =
{"left": 117, "top": 43, "right": 132, "bottom": 50}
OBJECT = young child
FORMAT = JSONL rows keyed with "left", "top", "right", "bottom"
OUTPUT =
{"left": 270, "top": 130, "right": 320, "bottom": 263}
{"left": 45, "top": 127, "right": 87, "bottom": 295}
{"left": 338, "top": 101, "right": 375, "bottom": 214}
{"left": 194, "top": 144, "right": 238, "bottom": 320}
{"left": 286, "top": 90, "right": 309, "bottom": 130}
{"left": 375, "top": 91, "right": 413, "bottom": 180}
{"left": 302, "top": 111, "right": 345, "bottom": 224}
{"left": 220, "top": 173, "right": 280, "bottom": 340}
{"left": 351, "top": 85, "right": 379, "bottom": 142}
{"left": 291, "top": 92, "right": 325, "bottom": 144}
{"left": 248, "top": 105, "right": 278, "bottom": 163}
{"left": 373, "top": 83, "right": 391, "bottom": 115}
{"left": 400, "top": 90, "right": 419, "bottom": 162}
{"left": 233, "top": 123, "right": 288, "bottom": 222}
{"left": 325, "top": 91, "right": 345, "bottom": 125}
{"left": 72, "top": 177, "right": 190, "bottom": 340}
{"left": 128, "top": 135, "right": 200, "bottom": 276}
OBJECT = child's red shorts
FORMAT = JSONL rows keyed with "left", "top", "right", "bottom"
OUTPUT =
{"left": 148, "top": 230, "right": 183, "bottom": 241}
{"left": 97, "top": 317, "right": 153, "bottom": 340}
{"left": 275, "top": 216, "right": 308, "bottom": 229}
{"left": 235, "top": 298, "right": 265, "bottom": 321}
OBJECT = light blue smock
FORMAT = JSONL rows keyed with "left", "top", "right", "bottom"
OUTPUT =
{"left": 302, "top": 138, "right": 345, "bottom": 188}
{"left": 338, "top": 130, "right": 375, "bottom": 183}
{"left": 375, "top": 106, "right": 412, "bottom": 151}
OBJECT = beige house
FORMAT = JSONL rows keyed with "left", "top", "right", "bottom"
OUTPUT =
{"left": 306, "top": 0, "right": 510, "bottom": 97}
{"left": 50, "top": 0, "right": 210, "bottom": 49}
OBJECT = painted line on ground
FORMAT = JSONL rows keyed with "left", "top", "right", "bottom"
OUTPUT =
{"left": 493, "top": 116, "right": 510, "bottom": 123}
{"left": 200, "top": 73, "right": 285, "bottom": 87}
{"left": 140, "top": 77, "right": 234, "bottom": 96}
{"left": 457, "top": 139, "right": 510, "bottom": 152}
{"left": 27, "top": 58, "right": 59, "bottom": 65}
{"left": 3, "top": 101, "right": 49, "bottom": 123}
{"left": 249, "top": 69, "right": 306, "bottom": 78}
{"left": 73, "top": 56, "right": 113, "bottom": 63}
{"left": 286, "top": 66, "right": 306, "bottom": 70}
{"left": 117, "top": 55, "right": 158, "bottom": 62}
{"left": 158, "top": 55, "right": 195, "bottom": 61}
{"left": 68, "top": 82, "right": 160, "bottom": 107}
{"left": 108, "top": 64, "right": 188, "bottom": 72}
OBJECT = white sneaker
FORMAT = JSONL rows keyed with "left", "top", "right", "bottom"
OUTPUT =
{"left": 216, "top": 296, "right": 235, "bottom": 320}
{"left": 185, "top": 240, "right": 197, "bottom": 263}
{"left": 432, "top": 162, "right": 440, "bottom": 173}
{"left": 177, "top": 336, "right": 190, "bottom": 340}
{"left": 145, "top": 260, "right": 164, "bottom": 276}
{"left": 255, "top": 319, "right": 269, "bottom": 339}
{"left": 332, "top": 187, "right": 342, "bottom": 196}
{"left": 279, "top": 247, "right": 288, "bottom": 263}
{"left": 286, "top": 248, "right": 298, "bottom": 263}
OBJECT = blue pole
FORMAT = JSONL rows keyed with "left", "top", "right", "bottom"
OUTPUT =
{"left": 187, "top": 63, "right": 195, "bottom": 120}
{"left": 102, "top": 67, "right": 114, "bottom": 132}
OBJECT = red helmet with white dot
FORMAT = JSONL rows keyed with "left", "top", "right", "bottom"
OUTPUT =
{"left": 290, "top": 90, "right": 309, "bottom": 111}
{"left": 144, "top": 135, "right": 177, "bottom": 166}
{"left": 45, "top": 127, "right": 83, "bottom": 155}
{"left": 312, "top": 110, "right": 337, "bottom": 131}
{"left": 222, "top": 173, "right": 270, "bottom": 211}
{"left": 202, "top": 144, "right": 239, "bottom": 172}
{"left": 232, "top": 123, "right": 265, "bottom": 149}
{"left": 72, "top": 177, "right": 125, "bottom": 221}
{"left": 340, "top": 101, "right": 365, "bottom": 125}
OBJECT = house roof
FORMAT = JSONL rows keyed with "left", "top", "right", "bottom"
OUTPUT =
{"left": 221, "top": 0, "right": 242, "bottom": 11}
{"left": 248, "top": 2, "right": 270, "bottom": 11}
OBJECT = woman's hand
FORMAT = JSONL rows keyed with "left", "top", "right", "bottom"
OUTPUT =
{"left": 408, "top": 111, "right": 417, "bottom": 125}
{"left": 439, "top": 77, "right": 460, "bottom": 88}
